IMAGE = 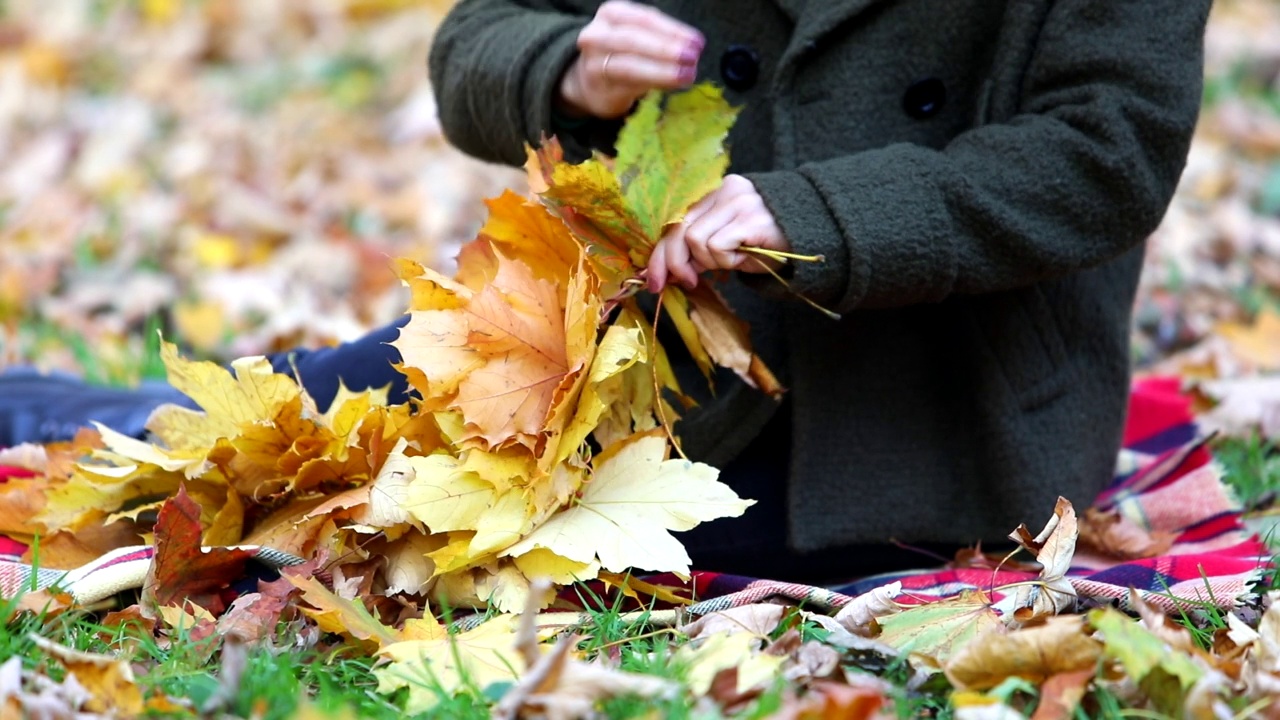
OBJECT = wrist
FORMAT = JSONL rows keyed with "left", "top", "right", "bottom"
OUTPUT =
{"left": 555, "top": 62, "right": 591, "bottom": 118}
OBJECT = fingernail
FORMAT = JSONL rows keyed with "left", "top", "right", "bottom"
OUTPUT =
{"left": 691, "top": 33, "right": 706, "bottom": 51}
{"left": 678, "top": 65, "right": 697, "bottom": 84}
{"left": 679, "top": 46, "right": 699, "bottom": 65}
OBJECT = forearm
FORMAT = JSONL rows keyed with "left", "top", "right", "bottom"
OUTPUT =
{"left": 743, "top": 0, "right": 1209, "bottom": 314}
{"left": 428, "top": 1, "right": 595, "bottom": 166}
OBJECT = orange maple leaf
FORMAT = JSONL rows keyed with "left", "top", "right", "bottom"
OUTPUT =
{"left": 395, "top": 250, "right": 600, "bottom": 451}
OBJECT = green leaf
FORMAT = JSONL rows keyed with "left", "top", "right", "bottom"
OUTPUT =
{"left": 614, "top": 85, "right": 740, "bottom": 245}
{"left": 534, "top": 83, "right": 740, "bottom": 279}
{"left": 1088, "top": 608, "right": 1201, "bottom": 687}
{"left": 876, "top": 591, "right": 1002, "bottom": 665}
{"left": 1088, "top": 607, "right": 1203, "bottom": 715}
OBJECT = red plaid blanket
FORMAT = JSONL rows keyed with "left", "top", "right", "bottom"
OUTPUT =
{"left": 1, "top": 377, "right": 1271, "bottom": 615}
{"left": 635, "top": 376, "right": 1271, "bottom": 617}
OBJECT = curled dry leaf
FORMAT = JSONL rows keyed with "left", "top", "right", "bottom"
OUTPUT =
{"left": 1006, "top": 497, "right": 1079, "bottom": 624}
{"left": 495, "top": 580, "right": 677, "bottom": 720}
{"left": 835, "top": 581, "right": 903, "bottom": 635}
{"left": 1242, "top": 591, "right": 1280, "bottom": 699}
{"left": 675, "top": 631, "right": 787, "bottom": 696}
{"left": 773, "top": 676, "right": 894, "bottom": 720}
{"left": 1128, "top": 588, "right": 1198, "bottom": 654}
{"left": 800, "top": 611, "right": 899, "bottom": 658}
{"left": 783, "top": 641, "right": 842, "bottom": 684}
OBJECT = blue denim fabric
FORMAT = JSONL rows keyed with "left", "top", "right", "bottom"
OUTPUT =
{"left": 0, "top": 318, "right": 411, "bottom": 447}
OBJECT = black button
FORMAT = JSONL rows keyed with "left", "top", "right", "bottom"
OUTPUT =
{"left": 903, "top": 77, "right": 946, "bottom": 119}
{"left": 720, "top": 45, "right": 760, "bottom": 92}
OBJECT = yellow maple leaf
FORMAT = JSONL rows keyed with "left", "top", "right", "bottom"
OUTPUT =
{"left": 147, "top": 341, "right": 301, "bottom": 451}
{"left": 502, "top": 431, "right": 753, "bottom": 576}
{"left": 531, "top": 84, "right": 738, "bottom": 282}
{"left": 673, "top": 632, "right": 785, "bottom": 696}
{"left": 383, "top": 531, "right": 447, "bottom": 596}
{"left": 404, "top": 454, "right": 495, "bottom": 533}
{"left": 471, "top": 191, "right": 582, "bottom": 291}
{"left": 376, "top": 614, "right": 526, "bottom": 714}
{"left": 93, "top": 422, "right": 210, "bottom": 478}
{"left": 469, "top": 488, "right": 532, "bottom": 557}
{"left": 555, "top": 322, "right": 647, "bottom": 465}
{"left": 286, "top": 573, "right": 399, "bottom": 651}
{"left": 511, "top": 547, "right": 601, "bottom": 586}
{"left": 459, "top": 447, "right": 533, "bottom": 496}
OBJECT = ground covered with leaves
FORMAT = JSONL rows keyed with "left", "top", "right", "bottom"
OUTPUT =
{"left": 3, "top": 0, "right": 1280, "bottom": 719}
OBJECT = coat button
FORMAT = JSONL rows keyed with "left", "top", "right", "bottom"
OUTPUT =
{"left": 903, "top": 77, "right": 946, "bottom": 119}
{"left": 720, "top": 45, "right": 760, "bottom": 92}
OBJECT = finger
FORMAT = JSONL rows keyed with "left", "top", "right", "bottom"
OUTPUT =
{"left": 597, "top": 1, "right": 704, "bottom": 47}
{"left": 647, "top": 241, "right": 668, "bottom": 293}
{"left": 706, "top": 225, "right": 750, "bottom": 270}
{"left": 584, "top": 51, "right": 694, "bottom": 89}
{"left": 663, "top": 224, "right": 700, "bottom": 289}
{"left": 726, "top": 222, "right": 786, "bottom": 272}
{"left": 577, "top": 25, "right": 700, "bottom": 67}
{"left": 684, "top": 202, "right": 745, "bottom": 270}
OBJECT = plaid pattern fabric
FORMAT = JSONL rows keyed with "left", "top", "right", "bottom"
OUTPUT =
{"left": 1, "top": 377, "right": 1271, "bottom": 615}
{"left": 641, "top": 377, "right": 1271, "bottom": 616}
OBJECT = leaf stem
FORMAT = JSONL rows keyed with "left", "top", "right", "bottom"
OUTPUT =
{"left": 748, "top": 257, "right": 842, "bottom": 321}
{"left": 739, "top": 246, "right": 826, "bottom": 264}
{"left": 651, "top": 289, "right": 688, "bottom": 461}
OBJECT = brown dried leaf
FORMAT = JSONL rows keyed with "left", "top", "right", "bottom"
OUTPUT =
{"left": 1129, "top": 589, "right": 1198, "bottom": 654}
{"left": 1029, "top": 670, "right": 1094, "bottom": 720}
{"left": 683, "top": 603, "right": 786, "bottom": 640}
{"left": 834, "top": 581, "right": 902, "bottom": 635}
{"left": 944, "top": 615, "right": 1102, "bottom": 691}
{"left": 495, "top": 579, "right": 678, "bottom": 719}
{"left": 29, "top": 634, "right": 145, "bottom": 716}
{"left": 1007, "top": 497, "right": 1078, "bottom": 623}
{"left": 1076, "top": 508, "right": 1176, "bottom": 560}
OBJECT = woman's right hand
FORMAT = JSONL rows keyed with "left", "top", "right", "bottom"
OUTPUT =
{"left": 557, "top": 1, "right": 705, "bottom": 119}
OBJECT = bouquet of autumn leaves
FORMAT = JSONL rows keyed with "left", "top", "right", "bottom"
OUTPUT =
{"left": 27, "top": 85, "right": 784, "bottom": 614}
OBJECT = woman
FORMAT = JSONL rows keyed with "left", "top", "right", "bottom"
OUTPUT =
{"left": 3, "top": 0, "right": 1209, "bottom": 583}
{"left": 424, "top": 0, "right": 1210, "bottom": 579}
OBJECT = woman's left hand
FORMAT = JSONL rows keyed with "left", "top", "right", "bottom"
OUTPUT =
{"left": 646, "top": 174, "right": 788, "bottom": 292}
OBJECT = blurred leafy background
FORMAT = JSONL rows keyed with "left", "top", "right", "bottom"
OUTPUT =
{"left": 0, "top": 0, "right": 1277, "bottom": 396}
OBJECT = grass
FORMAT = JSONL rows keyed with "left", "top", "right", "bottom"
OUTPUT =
{"left": 1215, "top": 433, "right": 1280, "bottom": 513}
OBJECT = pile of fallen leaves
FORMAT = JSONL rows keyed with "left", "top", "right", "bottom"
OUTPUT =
{"left": 0, "top": 0, "right": 519, "bottom": 379}
{"left": 5, "top": 83, "right": 786, "bottom": 618}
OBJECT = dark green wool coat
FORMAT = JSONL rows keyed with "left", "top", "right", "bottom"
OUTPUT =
{"left": 429, "top": 0, "right": 1211, "bottom": 551}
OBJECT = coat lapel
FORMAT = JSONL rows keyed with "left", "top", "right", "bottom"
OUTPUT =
{"left": 769, "top": 0, "right": 805, "bottom": 21}
{"left": 784, "top": 0, "right": 894, "bottom": 57}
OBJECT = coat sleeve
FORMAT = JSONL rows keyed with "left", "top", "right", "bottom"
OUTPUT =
{"left": 742, "top": 0, "right": 1211, "bottom": 314}
{"left": 428, "top": 0, "right": 607, "bottom": 166}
